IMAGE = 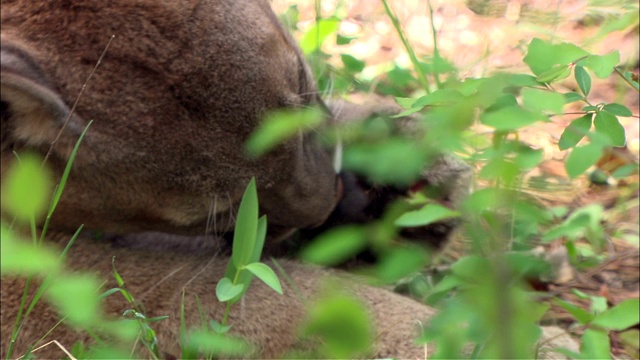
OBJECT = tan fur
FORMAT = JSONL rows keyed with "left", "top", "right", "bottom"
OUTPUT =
{"left": 1, "top": 234, "right": 578, "bottom": 359}
{"left": 1, "top": 1, "right": 578, "bottom": 358}
{"left": 1, "top": 0, "right": 337, "bottom": 238}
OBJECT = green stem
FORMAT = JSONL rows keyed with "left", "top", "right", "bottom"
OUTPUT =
{"left": 381, "top": 0, "right": 431, "bottom": 93}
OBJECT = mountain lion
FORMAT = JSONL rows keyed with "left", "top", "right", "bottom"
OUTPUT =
{"left": 1, "top": 0, "right": 576, "bottom": 358}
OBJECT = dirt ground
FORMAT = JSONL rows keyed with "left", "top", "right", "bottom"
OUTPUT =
{"left": 272, "top": 0, "right": 639, "bottom": 356}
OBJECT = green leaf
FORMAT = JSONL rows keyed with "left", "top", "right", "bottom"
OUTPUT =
{"left": 580, "top": 328, "right": 611, "bottom": 360}
{"left": 612, "top": 164, "right": 638, "bottom": 179}
{"left": 340, "top": 54, "right": 365, "bottom": 73}
{"left": 0, "top": 225, "right": 59, "bottom": 275}
{"left": 480, "top": 106, "right": 546, "bottom": 131}
{"left": 594, "top": 111, "right": 626, "bottom": 147}
{"left": 343, "top": 138, "right": 425, "bottom": 186}
{"left": 215, "top": 278, "right": 244, "bottom": 302}
{"left": 558, "top": 114, "right": 592, "bottom": 150}
{"left": 591, "top": 298, "right": 640, "bottom": 330}
{"left": 412, "top": 89, "right": 465, "bottom": 107}
{"left": 524, "top": 38, "right": 589, "bottom": 76}
{"left": 210, "top": 320, "right": 233, "bottom": 334}
{"left": 581, "top": 51, "right": 620, "bottom": 78}
{"left": 553, "top": 299, "right": 593, "bottom": 325}
{"left": 245, "top": 107, "right": 324, "bottom": 157}
{"left": 535, "top": 64, "right": 571, "bottom": 83}
{"left": 1, "top": 153, "right": 52, "bottom": 222}
{"left": 232, "top": 178, "right": 258, "bottom": 268}
{"left": 522, "top": 88, "right": 565, "bottom": 114}
{"left": 301, "top": 226, "right": 367, "bottom": 266}
{"left": 184, "top": 329, "right": 252, "bottom": 357}
{"left": 574, "top": 66, "right": 591, "bottom": 96}
{"left": 395, "top": 203, "right": 459, "bottom": 227}
{"left": 302, "top": 295, "right": 373, "bottom": 358}
{"left": 603, "top": 103, "right": 632, "bottom": 117}
{"left": 48, "top": 274, "right": 101, "bottom": 328}
{"left": 565, "top": 143, "right": 603, "bottom": 178}
{"left": 299, "top": 18, "right": 340, "bottom": 55}
{"left": 376, "top": 245, "right": 429, "bottom": 283}
{"left": 563, "top": 92, "right": 584, "bottom": 103}
{"left": 243, "top": 263, "right": 282, "bottom": 295}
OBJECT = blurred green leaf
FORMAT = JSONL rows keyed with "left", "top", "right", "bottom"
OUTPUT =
{"left": 591, "top": 298, "right": 640, "bottom": 330}
{"left": 48, "top": 274, "right": 101, "bottom": 328}
{"left": 554, "top": 299, "right": 594, "bottom": 325}
{"left": 232, "top": 178, "right": 258, "bottom": 268}
{"left": 244, "top": 263, "right": 282, "bottom": 295}
{"left": 574, "top": 65, "right": 591, "bottom": 95}
{"left": 300, "top": 18, "right": 340, "bottom": 55}
{"left": 302, "top": 294, "right": 373, "bottom": 358}
{"left": 184, "top": 329, "right": 252, "bottom": 357}
{"left": 481, "top": 106, "right": 546, "bottom": 131}
{"left": 1, "top": 153, "right": 52, "bottom": 223}
{"left": 603, "top": 103, "right": 632, "bottom": 117}
{"left": 522, "top": 88, "right": 565, "bottom": 114}
{"left": 565, "top": 143, "right": 603, "bottom": 178}
{"left": 216, "top": 278, "right": 243, "bottom": 302}
{"left": 594, "top": 111, "right": 626, "bottom": 147}
{"left": 395, "top": 203, "right": 459, "bottom": 227}
{"left": 0, "top": 224, "right": 59, "bottom": 275}
{"left": 340, "top": 54, "right": 365, "bottom": 73}
{"left": 246, "top": 107, "right": 323, "bottom": 157}
{"left": 559, "top": 114, "right": 592, "bottom": 150}
{"left": 563, "top": 92, "right": 584, "bottom": 103}
{"left": 581, "top": 52, "right": 620, "bottom": 78}
{"left": 301, "top": 226, "right": 367, "bottom": 266}
{"left": 524, "top": 38, "right": 589, "bottom": 75}
{"left": 376, "top": 245, "right": 429, "bottom": 283}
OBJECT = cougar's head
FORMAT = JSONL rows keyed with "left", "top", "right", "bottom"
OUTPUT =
{"left": 1, "top": 1, "right": 340, "bottom": 238}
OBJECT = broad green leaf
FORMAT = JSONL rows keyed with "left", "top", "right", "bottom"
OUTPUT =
{"left": 184, "top": 330, "right": 252, "bottom": 357}
{"left": 553, "top": 299, "right": 593, "bottom": 325}
{"left": 574, "top": 66, "right": 591, "bottom": 96}
{"left": 522, "top": 88, "right": 565, "bottom": 114}
{"left": 480, "top": 106, "right": 546, "bottom": 131}
{"left": 580, "top": 328, "right": 611, "bottom": 360}
{"left": 591, "top": 298, "right": 640, "bottom": 330}
{"left": 594, "top": 111, "right": 626, "bottom": 147}
{"left": 246, "top": 107, "right": 323, "bottom": 157}
{"left": 1, "top": 154, "right": 52, "bottom": 223}
{"left": 215, "top": 278, "right": 244, "bottom": 302}
{"left": 524, "top": 38, "right": 588, "bottom": 76}
{"left": 301, "top": 226, "right": 367, "bottom": 266}
{"left": 514, "top": 146, "right": 543, "bottom": 170}
{"left": 48, "top": 274, "right": 101, "bottom": 327}
{"left": 299, "top": 18, "right": 340, "bottom": 55}
{"left": 395, "top": 203, "right": 459, "bottom": 227}
{"left": 535, "top": 64, "right": 571, "bottom": 83}
{"left": 563, "top": 92, "right": 584, "bottom": 103}
{"left": 565, "top": 143, "right": 603, "bottom": 178}
{"left": 1, "top": 225, "right": 58, "bottom": 275}
{"left": 612, "top": 164, "right": 638, "bottom": 179}
{"left": 231, "top": 178, "right": 259, "bottom": 269}
{"left": 558, "top": 114, "right": 592, "bottom": 150}
{"left": 376, "top": 245, "right": 429, "bottom": 283}
{"left": 485, "top": 94, "right": 518, "bottom": 113}
{"left": 343, "top": 138, "right": 425, "bottom": 186}
{"left": 244, "top": 263, "right": 282, "bottom": 295}
{"left": 340, "top": 54, "right": 365, "bottom": 73}
{"left": 603, "top": 103, "right": 632, "bottom": 117}
{"left": 581, "top": 51, "right": 620, "bottom": 78}
{"left": 210, "top": 320, "right": 233, "bottom": 334}
{"left": 412, "top": 89, "right": 464, "bottom": 107}
{"left": 593, "top": 11, "right": 639, "bottom": 40}
{"left": 302, "top": 295, "right": 373, "bottom": 358}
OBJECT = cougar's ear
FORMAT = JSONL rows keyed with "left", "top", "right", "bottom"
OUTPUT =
{"left": 1, "top": 40, "right": 77, "bottom": 151}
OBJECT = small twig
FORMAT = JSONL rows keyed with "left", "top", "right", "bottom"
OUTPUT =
{"left": 17, "top": 340, "right": 76, "bottom": 360}
{"left": 42, "top": 35, "right": 115, "bottom": 166}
